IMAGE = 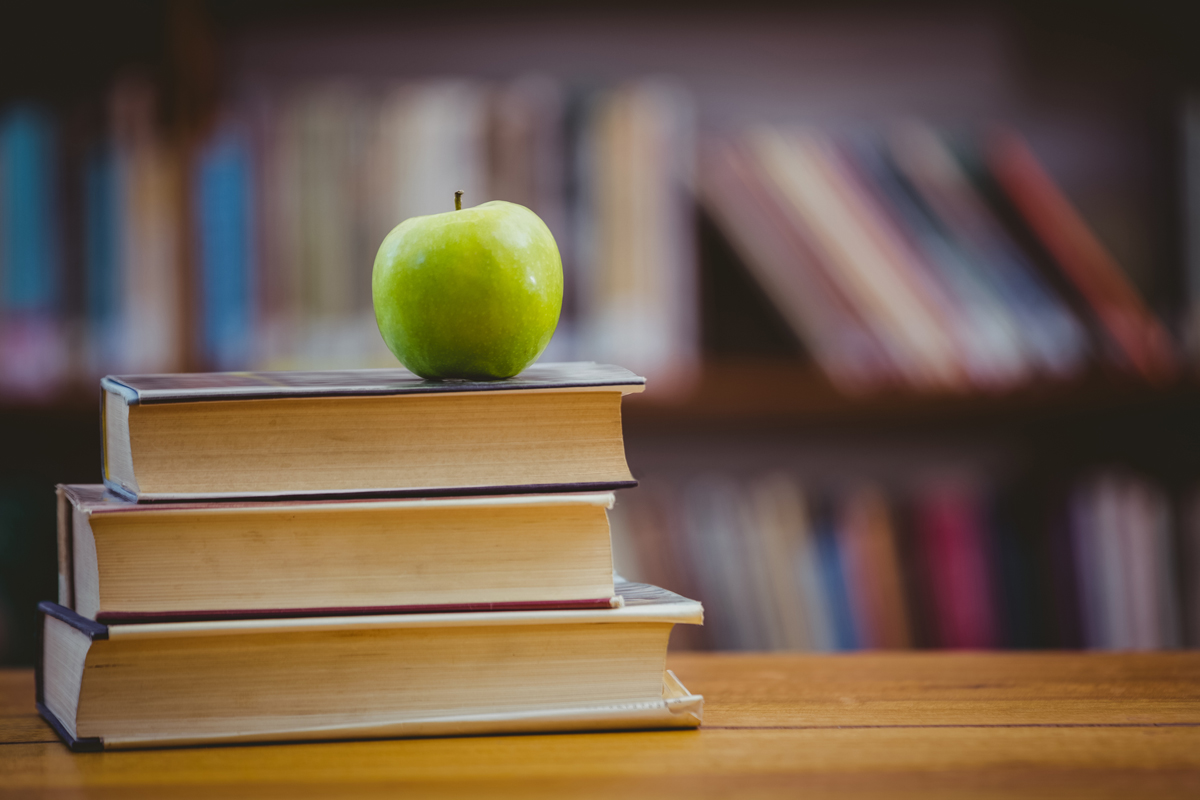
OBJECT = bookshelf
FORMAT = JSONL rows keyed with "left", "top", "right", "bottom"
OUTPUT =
{"left": 2, "top": 2, "right": 1199, "bottom": 662}
{"left": 625, "top": 360, "right": 1200, "bottom": 425}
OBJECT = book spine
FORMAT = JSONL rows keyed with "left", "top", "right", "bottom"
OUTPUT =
{"left": 194, "top": 121, "right": 254, "bottom": 371}
{"left": 0, "top": 109, "right": 59, "bottom": 316}
{"left": 55, "top": 486, "right": 74, "bottom": 609}
{"left": 1153, "top": 491, "right": 1182, "bottom": 649}
{"left": 36, "top": 603, "right": 106, "bottom": 752}
{"left": 0, "top": 106, "right": 67, "bottom": 397}
{"left": 83, "top": 141, "right": 118, "bottom": 375}
{"left": 578, "top": 82, "right": 699, "bottom": 393}
{"left": 749, "top": 476, "right": 817, "bottom": 650}
{"left": 815, "top": 499, "right": 858, "bottom": 651}
{"left": 1184, "top": 95, "right": 1200, "bottom": 362}
{"left": 1184, "top": 493, "right": 1200, "bottom": 648}
{"left": 918, "top": 487, "right": 996, "bottom": 649}
{"left": 114, "top": 82, "right": 185, "bottom": 375}
{"left": 1047, "top": 498, "right": 1085, "bottom": 649}
{"left": 988, "top": 129, "right": 1174, "bottom": 379}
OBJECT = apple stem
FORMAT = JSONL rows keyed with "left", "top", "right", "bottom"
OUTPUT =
{"left": 455, "top": 190, "right": 463, "bottom": 211}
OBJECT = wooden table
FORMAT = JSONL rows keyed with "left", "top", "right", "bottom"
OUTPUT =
{"left": 2, "top": 652, "right": 1199, "bottom": 798}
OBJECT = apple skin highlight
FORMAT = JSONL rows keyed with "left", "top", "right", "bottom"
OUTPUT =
{"left": 372, "top": 199, "right": 564, "bottom": 380}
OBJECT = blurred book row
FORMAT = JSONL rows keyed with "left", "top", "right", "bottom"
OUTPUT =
{"left": 701, "top": 126, "right": 1175, "bottom": 392}
{"left": 0, "top": 75, "right": 1180, "bottom": 398}
{"left": 0, "top": 76, "right": 696, "bottom": 397}
{"left": 612, "top": 471, "right": 1200, "bottom": 651}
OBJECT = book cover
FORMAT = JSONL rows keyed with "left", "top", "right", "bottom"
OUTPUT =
{"left": 102, "top": 360, "right": 644, "bottom": 405}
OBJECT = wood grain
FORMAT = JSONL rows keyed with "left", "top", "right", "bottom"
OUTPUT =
{"left": 2, "top": 652, "right": 1199, "bottom": 799}
{"left": 669, "top": 651, "right": 1200, "bottom": 726}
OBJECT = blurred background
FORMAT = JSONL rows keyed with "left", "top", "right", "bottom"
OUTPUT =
{"left": 3, "top": 0, "right": 1200, "bottom": 661}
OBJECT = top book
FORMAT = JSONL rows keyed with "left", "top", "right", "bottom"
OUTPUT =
{"left": 101, "top": 362, "right": 644, "bottom": 502}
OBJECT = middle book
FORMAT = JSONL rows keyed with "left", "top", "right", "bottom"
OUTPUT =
{"left": 57, "top": 485, "right": 619, "bottom": 623}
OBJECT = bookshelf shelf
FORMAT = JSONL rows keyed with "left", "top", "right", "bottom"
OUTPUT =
{"left": 624, "top": 358, "right": 1200, "bottom": 428}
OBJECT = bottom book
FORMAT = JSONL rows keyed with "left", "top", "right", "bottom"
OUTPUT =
{"left": 37, "top": 581, "right": 703, "bottom": 751}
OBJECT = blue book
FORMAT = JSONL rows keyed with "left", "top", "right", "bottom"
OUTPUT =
{"left": 0, "top": 106, "right": 60, "bottom": 314}
{"left": 84, "top": 143, "right": 121, "bottom": 366}
{"left": 813, "top": 499, "right": 858, "bottom": 651}
{"left": 194, "top": 124, "right": 254, "bottom": 370}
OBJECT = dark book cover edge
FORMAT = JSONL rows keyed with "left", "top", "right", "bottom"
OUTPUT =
{"left": 65, "top": 483, "right": 619, "bottom": 514}
{"left": 100, "top": 376, "right": 139, "bottom": 404}
{"left": 38, "top": 601, "right": 109, "bottom": 641}
{"left": 98, "top": 386, "right": 109, "bottom": 485}
{"left": 55, "top": 486, "right": 75, "bottom": 610}
{"left": 95, "top": 596, "right": 621, "bottom": 624}
{"left": 101, "top": 480, "right": 139, "bottom": 503}
{"left": 104, "top": 363, "right": 645, "bottom": 406}
{"left": 35, "top": 600, "right": 44, "bottom": 706}
{"left": 106, "top": 479, "right": 638, "bottom": 504}
{"left": 36, "top": 702, "right": 105, "bottom": 753}
{"left": 58, "top": 483, "right": 96, "bottom": 509}
{"left": 36, "top": 603, "right": 106, "bottom": 752}
{"left": 91, "top": 582, "right": 689, "bottom": 626}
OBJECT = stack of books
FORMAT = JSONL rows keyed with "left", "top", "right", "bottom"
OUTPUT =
{"left": 37, "top": 362, "right": 704, "bottom": 750}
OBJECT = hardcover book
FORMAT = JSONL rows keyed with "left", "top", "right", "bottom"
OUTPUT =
{"left": 100, "top": 362, "right": 643, "bottom": 502}
{"left": 37, "top": 582, "right": 704, "bottom": 750}
{"left": 57, "top": 485, "right": 622, "bottom": 623}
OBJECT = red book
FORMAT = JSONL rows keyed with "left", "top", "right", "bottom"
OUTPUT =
{"left": 988, "top": 130, "right": 1175, "bottom": 380}
{"left": 918, "top": 486, "right": 996, "bottom": 648}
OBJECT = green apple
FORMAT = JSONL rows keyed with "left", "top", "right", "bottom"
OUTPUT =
{"left": 372, "top": 193, "right": 563, "bottom": 380}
